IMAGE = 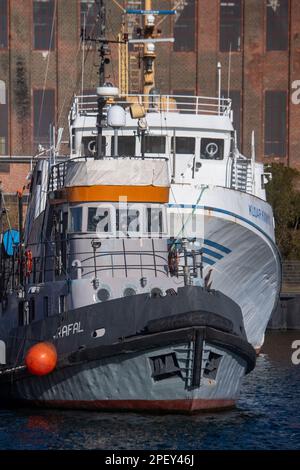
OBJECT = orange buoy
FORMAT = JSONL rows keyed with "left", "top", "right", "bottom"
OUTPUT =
{"left": 25, "top": 342, "right": 57, "bottom": 376}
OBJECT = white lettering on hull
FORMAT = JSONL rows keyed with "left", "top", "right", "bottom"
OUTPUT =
{"left": 53, "top": 322, "right": 84, "bottom": 339}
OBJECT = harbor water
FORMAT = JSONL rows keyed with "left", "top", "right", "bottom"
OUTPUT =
{"left": 0, "top": 331, "right": 299, "bottom": 450}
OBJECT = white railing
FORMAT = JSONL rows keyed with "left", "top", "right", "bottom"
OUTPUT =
{"left": 230, "top": 155, "right": 254, "bottom": 194}
{"left": 71, "top": 93, "right": 232, "bottom": 118}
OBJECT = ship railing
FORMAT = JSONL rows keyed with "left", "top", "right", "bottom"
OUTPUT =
{"left": 48, "top": 154, "right": 168, "bottom": 192}
{"left": 20, "top": 244, "right": 171, "bottom": 281}
{"left": 72, "top": 93, "right": 232, "bottom": 118}
{"left": 230, "top": 155, "right": 253, "bottom": 194}
{"left": 49, "top": 161, "right": 68, "bottom": 192}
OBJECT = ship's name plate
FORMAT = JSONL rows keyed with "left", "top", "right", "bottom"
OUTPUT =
{"left": 53, "top": 322, "right": 84, "bottom": 339}
{"left": 248, "top": 205, "right": 271, "bottom": 226}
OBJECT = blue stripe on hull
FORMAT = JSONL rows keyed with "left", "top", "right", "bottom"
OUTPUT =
{"left": 204, "top": 239, "right": 232, "bottom": 254}
{"left": 168, "top": 203, "right": 274, "bottom": 243}
{"left": 202, "top": 247, "right": 224, "bottom": 260}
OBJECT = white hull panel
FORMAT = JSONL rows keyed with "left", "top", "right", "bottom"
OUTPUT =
{"left": 169, "top": 186, "right": 281, "bottom": 349}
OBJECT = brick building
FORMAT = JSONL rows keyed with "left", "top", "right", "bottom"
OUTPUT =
{"left": 0, "top": 0, "right": 300, "bottom": 197}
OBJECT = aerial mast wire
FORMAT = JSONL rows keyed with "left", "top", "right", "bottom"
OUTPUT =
{"left": 96, "top": 0, "right": 107, "bottom": 160}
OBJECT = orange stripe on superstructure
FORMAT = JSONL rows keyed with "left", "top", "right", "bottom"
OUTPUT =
{"left": 64, "top": 185, "right": 169, "bottom": 203}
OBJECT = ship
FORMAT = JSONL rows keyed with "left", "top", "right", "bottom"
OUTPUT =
{"left": 0, "top": 0, "right": 275, "bottom": 412}
{"left": 69, "top": 1, "right": 281, "bottom": 352}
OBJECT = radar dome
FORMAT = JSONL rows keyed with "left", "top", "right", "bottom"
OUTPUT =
{"left": 107, "top": 105, "right": 126, "bottom": 128}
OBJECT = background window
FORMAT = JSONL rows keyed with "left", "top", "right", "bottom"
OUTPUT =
{"left": 111, "top": 136, "right": 135, "bottom": 156}
{"left": 222, "top": 90, "right": 241, "bottom": 148}
{"left": 33, "top": 0, "right": 55, "bottom": 50}
{"left": 33, "top": 89, "right": 55, "bottom": 146}
{"left": 0, "top": 81, "right": 8, "bottom": 155}
{"left": 173, "top": 90, "right": 195, "bottom": 114}
{"left": 0, "top": 0, "right": 8, "bottom": 48}
{"left": 143, "top": 136, "right": 166, "bottom": 154}
{"left": 81, "top": 0, "right": 98, "bottom": 38}
{"left": 266, "top": 0, "right": 289, "bottom": 51}
{"left": 220, "top": 1, "right": 242, "bottom": 52}
{"left": 264, "top": 91, "right": 287, "bottom": 156}
{"left": 171, "top": 137, "right": 195, "bottom": 154}
{"left": 173, "top": 0, "right": 195, "bottom": 52}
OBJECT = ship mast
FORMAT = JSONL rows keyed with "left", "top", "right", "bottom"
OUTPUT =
{"left": 96, "top": 0, "right": 107, "bottom": 160}
{"left": 125, "top": 1, "right": 175, "bottom": 104}
{"left": 143, "top": 0, "right": 156, "bottom": 97}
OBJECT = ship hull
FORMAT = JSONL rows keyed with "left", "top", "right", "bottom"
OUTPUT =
{"left": 0, "top": 287, "right": 255, "bottom": 412}
{"left": 169, "top": 186, "right": 282, "bottom": 350}
{"left": 0, "top": 335, "right": 252, "bottom": 412}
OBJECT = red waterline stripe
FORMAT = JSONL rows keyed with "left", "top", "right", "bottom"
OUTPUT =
{"left": 30, "top": 399, "right": 236, "bottom": 412}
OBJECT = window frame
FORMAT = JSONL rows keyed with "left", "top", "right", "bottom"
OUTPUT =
{"left": 33, "top": 88, "right": 56, "bottom": 148}
{"left": 80, "top": 0, "right": 98, "bottom": 40}
{"left": 0, "top": 80, "right": 8, "bottom": 156}
{"left": 219, "top": 0, "right": 243, "bottom": 53}
{"left": 266, "top": 0, "right": 289, "bottom": 52}
{"left": 0, "top": 0, "right": 8, "bottom": 49}
{"left": 264, "top": 90, "right": 288, "bottom": 158}
{"left": 69, "top": 206, "right": 83, "bottom": 233}
{"left": 173, "top": 0, "right": 196, "bottom": 53}
{"left": 33, "top": 0, "right": 56, "bottom": 51}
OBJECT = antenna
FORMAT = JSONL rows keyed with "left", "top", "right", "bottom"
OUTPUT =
{"left": 227, "top": 43, "right": 232, "bottom": 99}
{"left": 217, "top": 62, "right": 222, "bottom": 115}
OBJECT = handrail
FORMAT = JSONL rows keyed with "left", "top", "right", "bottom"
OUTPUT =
{"left": 71, "top": 93, "right": 232, "bottom": 118}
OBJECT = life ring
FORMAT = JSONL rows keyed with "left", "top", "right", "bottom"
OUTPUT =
{"left": 168, "top": 249, "right": 180, "bottom": 276}
{"left": 24, "top": 250, "right": 33, "bottom": 277}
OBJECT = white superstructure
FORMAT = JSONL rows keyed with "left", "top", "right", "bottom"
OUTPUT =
{"left": 67, "top": 91, "right": 281, "bottom": 350}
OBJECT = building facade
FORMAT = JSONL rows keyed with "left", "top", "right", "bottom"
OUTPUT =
{"left": 0, "top": 0, "right": 300, "bottom": 196}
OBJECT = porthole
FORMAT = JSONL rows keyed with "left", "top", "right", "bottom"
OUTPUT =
{"left": 150, "top": 288, "right": 163, "bottom": 298}
{"left": 97, "top": 288, "right": 110, "bottom": 302}
{"left": 124, "top": 287, "right": 136, "bottom": 297}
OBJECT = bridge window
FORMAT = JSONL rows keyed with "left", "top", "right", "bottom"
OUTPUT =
{"left": 69, "top": 207, "right": 82, "bottom": 232}
{"left": 219, "top": 1, "right": 242, "bottom": 52}
{"left": 33, "top": 0, "right": 55, "bottom": 50}
{"left": 171, "top": 137, "right": 195, "bottom": 154}
{"left": 147, "top": 208, "right": 163, "bottom": 234}
{"left": 142, "top": 136, "right": 166, "bottom": 154}
{"left": 116, "top": 208, "right": 141, "bottom": 234}
{"left": 111, "top": 136, "right": 135, "bottom": 156}
{"left": 0, "top": 0, "right": 8, "bottom": 48}
{"left": 174, "top": 0, "right": 196, "bottom": 52}
{"left": 264, "top": 91, "right": 287, "bottom": 156}
{"left": 200, "top": 138, "right": 224, "bottom": 160}
{"left": 88, "top": 207, "right": 111, "bottom": 233}
{"left": 82, "top": 136, "right": 106, "bottom": 156}
{"left": 266, "top": 0, "right": 289, "bottom": 51}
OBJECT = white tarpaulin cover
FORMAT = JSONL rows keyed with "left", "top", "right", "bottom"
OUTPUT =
{"left": 65, "top": 159, "right": 169, "bottom": 187}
